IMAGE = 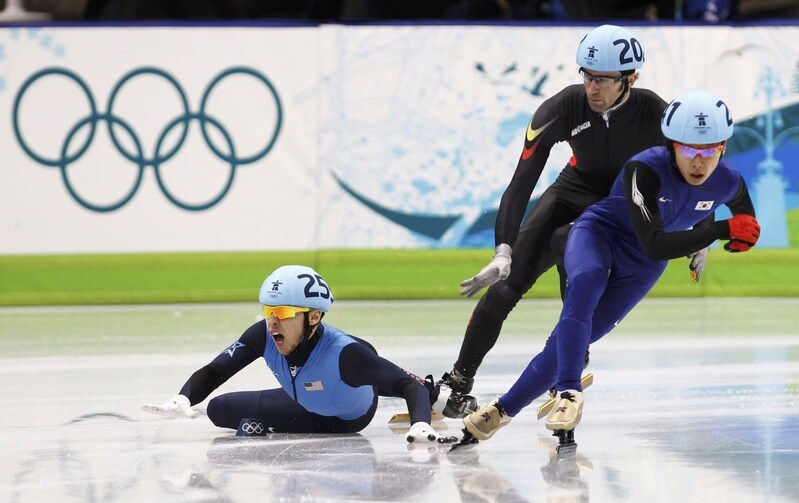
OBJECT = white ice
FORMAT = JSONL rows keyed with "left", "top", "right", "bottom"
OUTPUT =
{"left": 1, "top": 298, "right": 797, "bottom": 502}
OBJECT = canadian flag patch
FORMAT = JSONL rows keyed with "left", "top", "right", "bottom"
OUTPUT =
{"left": 695, "top": 201, "right": 714, "bottom": 210}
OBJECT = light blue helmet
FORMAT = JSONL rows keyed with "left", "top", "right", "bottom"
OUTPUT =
{"left": 258, "top": 265, "right": 334, "bottom": 312}
{"left": 661, "top": 91, "right": 735, "bottom": 144}
{"left": 576, "top": 24, "right": 645, "bottom": 72}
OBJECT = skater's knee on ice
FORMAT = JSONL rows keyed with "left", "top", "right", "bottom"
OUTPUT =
{"left": 206, "top": 397, "right": 231, "bottom": 428}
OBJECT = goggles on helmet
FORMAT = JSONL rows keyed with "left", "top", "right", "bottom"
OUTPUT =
{"left": 673, "top": 142, "right": 724, "bottom": 159}
{"left": 262, "top": 305, "right": 311, "bottom": 320}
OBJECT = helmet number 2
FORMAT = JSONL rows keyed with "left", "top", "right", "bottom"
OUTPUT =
{"left": 716, "top": 100, "right": 733, "bottom": 126}
{"left": 298, "top": 273, "right": 331, "bottom": 299}
{"left": 613, "top": 38, "right": 644, "bottom": 65}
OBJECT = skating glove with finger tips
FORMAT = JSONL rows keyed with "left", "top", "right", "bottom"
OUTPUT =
{"left": 459, "top": 243, "right": 512, "bottom": 297}
{"left": 725, "top": 214, "right": 760, "bottom": 247}
{"left": 142, "top": 394, "right": 200, "bottom": 419}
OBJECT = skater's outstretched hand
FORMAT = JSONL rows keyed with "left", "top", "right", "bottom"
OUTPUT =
{"left": 724, "top": 214, "right": 760, "bottom": 252}
{"left": 459, "top": 244, "right": 512, "bottom": 297}
{"left": 406, "top": 421, "right": 439, "bottom": 444}
{"left": 142, "top": 394, "right": 200, "bottom": 419}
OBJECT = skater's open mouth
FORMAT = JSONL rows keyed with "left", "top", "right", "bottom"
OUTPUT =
{"left": 272, "top": 332, "right": 284, "bottom": 344}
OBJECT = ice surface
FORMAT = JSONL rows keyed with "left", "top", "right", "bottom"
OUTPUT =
{"left": 1, "top": 299, "right": 797, "bottom": 502}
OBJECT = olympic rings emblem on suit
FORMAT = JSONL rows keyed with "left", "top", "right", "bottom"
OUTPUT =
{"left": 12, "top": 66, "right": 282, "bottom": 212}
{"left": 241, "top": 421, "right": 265, "bottom": 434}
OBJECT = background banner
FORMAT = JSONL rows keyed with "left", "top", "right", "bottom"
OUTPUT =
{"left": 2, "top": 24, "right": 797, "bottom": 254}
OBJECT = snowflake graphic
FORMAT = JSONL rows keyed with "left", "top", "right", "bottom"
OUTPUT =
{"left": 0, "top": 27, "right": 65, "bottom": 94}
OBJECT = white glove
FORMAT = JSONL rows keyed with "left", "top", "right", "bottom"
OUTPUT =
{"left": 688, "top": 246, "right": 710, "bottom": 282}
{"left": 142, "top": 394, "right": 200, "bottom": 419}
{"left": 406, "top": 421, "right": 439, "bottom": 444}
{"left": 459, "top": 244, "right": 512, "bottom": 297}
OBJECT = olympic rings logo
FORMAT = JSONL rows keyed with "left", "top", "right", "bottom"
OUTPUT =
{"left": 241, "top": 421, "right": 265, "bottom": 435}
{"left": 13, "top": 66, "right": 282, "bottom": 212}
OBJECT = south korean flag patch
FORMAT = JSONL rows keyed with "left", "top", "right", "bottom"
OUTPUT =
{"left": 695, "top": 201, "right": 714, "bottom": 211}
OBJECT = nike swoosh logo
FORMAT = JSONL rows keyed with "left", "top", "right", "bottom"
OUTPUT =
{"left": 522, "top": 141, "right": 539, "bottom": 160}
{"left": 526, "top": 117, "right": 557, "bottom": 142}
{"left": 658, "top": 197, "right": 672, "bottom": 203}
{"left": 522, "top": 118, "right": 557, "bottom": 160}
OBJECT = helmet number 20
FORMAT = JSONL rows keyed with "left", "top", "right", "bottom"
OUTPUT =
{"left": 613, "top": 38, "right": 644, "bottom": 65}
{"left": 298, "top": 273, "right": 331, "bottom": 299}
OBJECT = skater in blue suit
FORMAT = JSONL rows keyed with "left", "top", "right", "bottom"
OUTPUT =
{"left": 460, "top": 90, "right": 761, "bottom": 445}
{"left": 143, "top": 265, "right": 441, "bottom": 444}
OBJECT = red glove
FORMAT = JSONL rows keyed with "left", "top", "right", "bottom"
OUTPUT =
{"left": 724, "top": 240, "right": 753, "bottom": 253}
{"left": 726, "top": 214, "right": 760, "bottom": 246}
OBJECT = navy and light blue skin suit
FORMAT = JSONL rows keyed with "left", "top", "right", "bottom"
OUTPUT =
{"left": 499, "top": 145, "right": 756, "bottom": 416}
{"left": 177, "top": 319, "right": 432, "bottom": 433}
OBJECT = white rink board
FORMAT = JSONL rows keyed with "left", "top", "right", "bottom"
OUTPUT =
{"left": 2, "top": 24, "right": 798, "bottom": 253}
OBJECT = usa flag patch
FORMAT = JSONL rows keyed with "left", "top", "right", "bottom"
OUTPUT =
{"left": 303, "top": 381, "right": 324, "bottom": 391}
{"left": 695, "top": 201, "right": 714, "bottom": 210}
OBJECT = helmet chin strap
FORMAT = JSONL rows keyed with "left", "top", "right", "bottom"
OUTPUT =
{"left": 608, "top": 74, "right": 633, "bottom": 110}
{"left": 302, "top": 312, "right": 319, "bottom": 340}
{"left": 288, "top": 312, "right": 322, "bottom": 357}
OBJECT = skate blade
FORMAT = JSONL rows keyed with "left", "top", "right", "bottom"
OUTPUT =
{"left": 388, "top": 411, "right": 445, "bottom": 424}
{"left": 448, "top": 429, "right": 479, "bottom": 452}
{"left": 536, "top": 373, "right": 593, "bottom": 420}
{"left": 556, "top": 442, "right": 578, "bottom": 457}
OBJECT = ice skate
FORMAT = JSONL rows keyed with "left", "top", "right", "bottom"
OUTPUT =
{"left": 545, "top": 390, "right": 583, "bottom": 431}
{"left": 462, "top": 399, "right": 511, "bottom": 441}
{"left": 545, "top": 390, "right": 583, "bottom": 456}
{"left": 537, "top": 373, "right": 592, "bottom": 419}
{"left": 437, "top": 369, "right": 474, "bottom": 394}
{"left": 433, "top": 370, "right": 478, "bottom": 419}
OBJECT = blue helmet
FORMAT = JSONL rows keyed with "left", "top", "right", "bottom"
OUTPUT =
{"left": 258, "top": 265, "right": 334, "bottom": 312}
{"left": 576, "top": 24, "right": 645, "bottom": 72}
{"left": 661, "top": 91, "right": 735, "bottom": 144}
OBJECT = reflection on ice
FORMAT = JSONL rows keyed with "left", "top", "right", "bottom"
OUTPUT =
{"left": 446, "top": 446, "right": 531, "bottom": 502}
{"left": 205, "top": 434, "right": 438, "bottom": 501}
{"left": 538, "top": 435, "right": 592, "bottom": 502}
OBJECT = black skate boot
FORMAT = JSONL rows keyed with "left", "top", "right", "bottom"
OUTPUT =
{"left": 440, "top": 369, "right": 474, "bottom": 394}
{"left": 431, "top": 370, "right": 478, "bottom": 419}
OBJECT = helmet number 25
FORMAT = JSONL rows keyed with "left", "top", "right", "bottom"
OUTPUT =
{"left": 613, "top": 38, "right": 644, "bottom": 66}
{"left": 298, "top": 273, "right": 331, "bottom": 299}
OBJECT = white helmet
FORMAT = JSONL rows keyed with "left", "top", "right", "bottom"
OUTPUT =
{"left": 661, "top": 91, "right": 734, "bottom": 144}
{"left": 259, "top": 265, "right": 334, "bottom": 312}
{"left": 576, "top": 24, "right": 644, "bottom": 72}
